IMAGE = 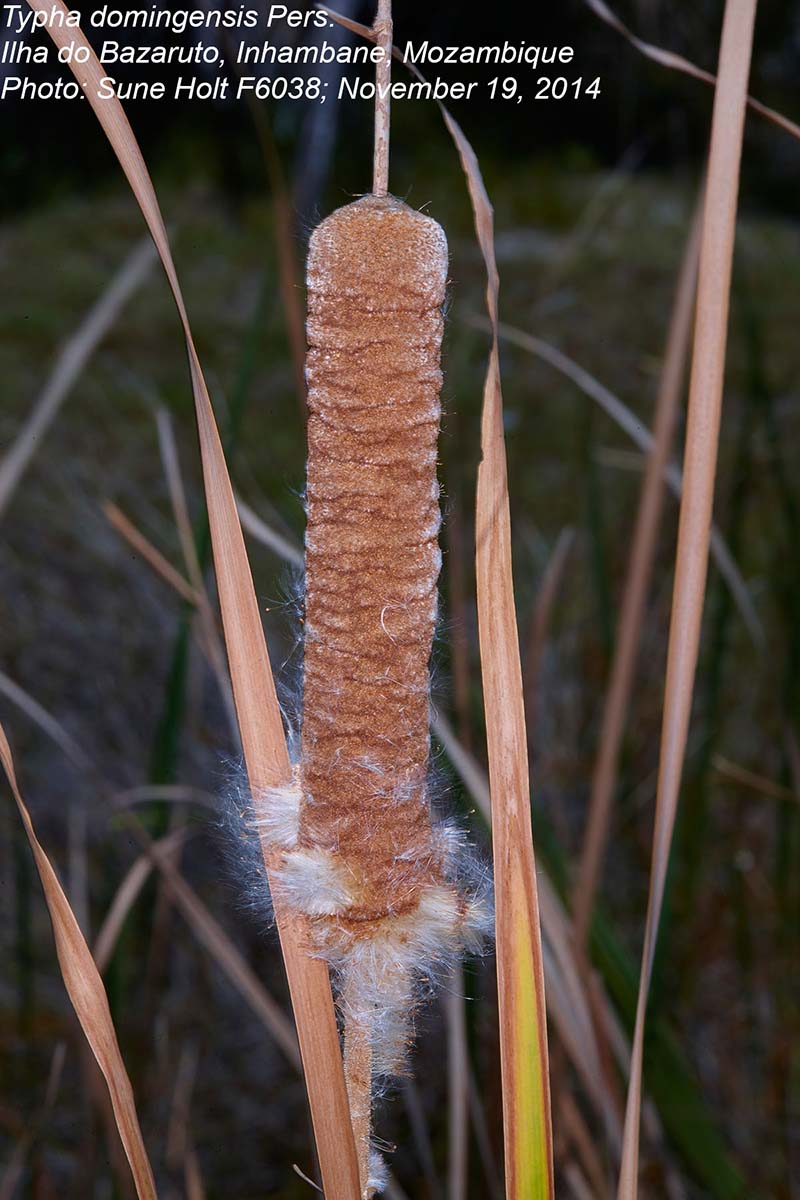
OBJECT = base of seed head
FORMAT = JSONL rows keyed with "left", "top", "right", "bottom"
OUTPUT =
{"left": 259, "top": 784, "right": 493, "bottom": 1079}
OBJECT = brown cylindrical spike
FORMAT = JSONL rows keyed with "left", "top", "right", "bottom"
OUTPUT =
{"left": 300, "top": 195, "right": 448, "bottom": 927}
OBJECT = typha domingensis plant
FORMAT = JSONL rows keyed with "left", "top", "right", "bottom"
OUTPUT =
{"left": 255, "top": 2, "right": 491, "bottom": 1190}
{"left": 14, "top": 0, "right": 800, "bottom": 1192}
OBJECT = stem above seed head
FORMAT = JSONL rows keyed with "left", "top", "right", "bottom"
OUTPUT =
{"left": 372, "top": 0, "right": 392, "bottom": 196}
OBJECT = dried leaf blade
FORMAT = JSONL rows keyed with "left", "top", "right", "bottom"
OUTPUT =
{"left": 0, "top": 725, "right": 157, "bottom": 1200}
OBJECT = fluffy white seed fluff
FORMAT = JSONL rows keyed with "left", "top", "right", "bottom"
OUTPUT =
{"left": 251, "top": 769, "right": 302, "bottom": 849}
{"left": 277, "top": 848, "right": 356, "bottom": 915}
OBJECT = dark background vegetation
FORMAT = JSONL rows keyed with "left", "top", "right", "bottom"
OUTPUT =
{"left": 1, "top": 2, "right": 799, "bottom": 1197}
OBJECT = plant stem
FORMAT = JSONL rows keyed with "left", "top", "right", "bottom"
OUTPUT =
{"left": 343, "top": 1002, "right": 373, "bottom": 1197}
{"left": 372, "top": 0, "right": 392, "bottom": 196}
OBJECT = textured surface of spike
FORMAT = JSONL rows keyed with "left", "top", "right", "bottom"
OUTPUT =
{"left": 300, "top": 194, "right": 448, "bottom": 928}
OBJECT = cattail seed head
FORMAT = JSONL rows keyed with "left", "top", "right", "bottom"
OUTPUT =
{"left": 299, "top": 195, "right": 449, "bottom": 930}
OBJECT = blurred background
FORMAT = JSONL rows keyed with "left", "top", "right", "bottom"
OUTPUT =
{"left": 1, "top": 1, "right": 799, "bottom": 1197}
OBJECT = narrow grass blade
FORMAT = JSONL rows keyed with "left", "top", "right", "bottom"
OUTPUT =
{"left": 573, "top": 191, "right": 703, "bottom": 947}
{"left": 155, "top": 408, "right": 208, "bottom": 595}
{"left": 523, "top": 528, "right": 575, "bottom": 738}
{"left": 235, "top": 495, "right": 305, "bottom": 568}
{"left": 0, "top": 726, "right": 157, "bottom": 1200}
{"left": 184, "top": 1147, "right": 206, "bottom": 1200}
{"left": 468, "top": 1070, "right": 504, "bottom": 1200}
{"left": 561, "top": 1091, "right": 608, "bottom": 1199}
{"left": 110, "top": 785, "right": 215, "bottom": 811}
{"left": 563, "top": 1163, "right": 595, "bottom": 1200}
{"left": 442, "top": 493, "right": 473, "bottom": 748}
{"left": 131, "top": 818, "right": 301, "bottom": 1069}
{"left": 93, "top": 828, "right": 190, "bottom": 974}
{"left": 166, "top": 1044, "right": 197, "bottom": 1168}
{"left": 617, "top": 3, "right": 757, "bottom": 1195}
{"left": 446, "top": 969, "right": 469, "bottom": 1200}
{"left": 104, "top": 502, "right": 201, "bottom": 607}
{"left": 28, "top": 3, "right": 360, "bottom": 1194}
{"left": 401, "top": 1079, "right": 441, "bottom": 1198}
{"left": 234, "top": 79, "right": 307, "bottom": 416}
{"left": 155, "top": 408, "right": 239, "bottom": 741}
{"left": 712, "top": 755, "right": 797, "bottom": 805}
{"left": 166, "top": 1045, "right": 206, "bottom": 1200}
{"left": 584, "top": 0, "right": 798, "bottom": 142}
{"left": 0, "top": 236, "right": 156, "bottom": 522}
{"left": 485, "top": 318, "right": 763, "bottom": 648}
{"left": 0, "top": 1043, "right": 65, "bottom": 1200}
{"left": 0, "top": 670, "right": 92, "bottom": 773}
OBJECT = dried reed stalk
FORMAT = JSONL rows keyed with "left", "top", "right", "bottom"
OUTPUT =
{"left": 617, "top": 1, "right": 757, "bottom": 1194}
